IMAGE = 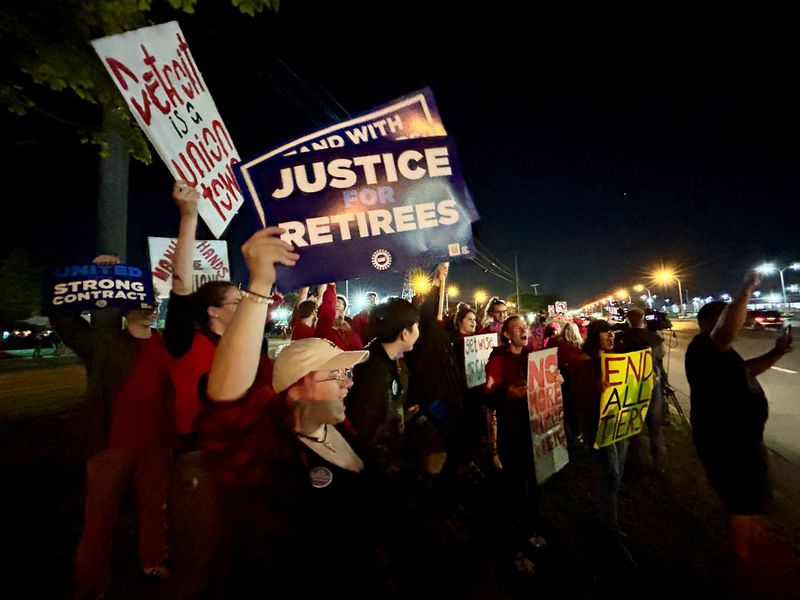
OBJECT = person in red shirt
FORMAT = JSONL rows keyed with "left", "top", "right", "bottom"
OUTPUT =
{"left": 51, "top": 255, "right": 173, "bottom": 597}
{"left": 290, "top": 299, "right": 318, "bottom": 340}
{"left": 484, "top": 316, "right": 547, "bottom": 574}
{"left": 316, "top": 283, "right": 364, "bottom": 350}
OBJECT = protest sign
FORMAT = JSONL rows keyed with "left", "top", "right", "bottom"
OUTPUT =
{"left": 45, "top": 263, "right": 155, "bottom": 315}
{"left": 238, "top": 136, "right": 478, "bottom": 292}
{"left": 555, "top": 301, "right": 567, "bottom": 313}
{"left": 92, "top": 22, "right": 242, "bottom": 238}
{"left": 236, "top": 87, "right": 447, "bottom": 227}
{"left": 527, "top": 348, "right": 569, "bottom": 484}
{"left": 594, "top": 349, "right": 654, "bottom": 449}
{"left": 147, "top": 237, "right": 230, "bottom": 298}
{"left": 464, "top": 333, "right": 498, "bottom": 388}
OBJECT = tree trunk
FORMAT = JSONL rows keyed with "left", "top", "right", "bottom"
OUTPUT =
{"left": 96, "top": 105, "right": 129, "bottom": 260}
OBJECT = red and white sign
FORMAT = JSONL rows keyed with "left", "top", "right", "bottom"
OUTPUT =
{"left": 92, "top": 21, "right": 242, "bottom": 238}
{"left": 527, "top": 348, "right": 569, "bottom": 484}
{"left": 147, "top": 237, "right": 229, "bottom": 299}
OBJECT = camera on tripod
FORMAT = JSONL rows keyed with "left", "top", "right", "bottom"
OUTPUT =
{"left": 645, "top": 309, "right": 673, "bottom": 331}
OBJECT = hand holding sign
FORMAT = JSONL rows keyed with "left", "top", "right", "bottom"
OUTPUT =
{"left": 242, "top": 227, "right": 300, "bottom": 292}
{"left": 172, "top": 180, "right": 199, "bottom": 218}
{"left": 92, "top": 254, "right": 121, "bottom": 266}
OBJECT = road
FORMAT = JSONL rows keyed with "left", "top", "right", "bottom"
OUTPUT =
{"left": 660, "top": 320, "right": 799, "bottom": 462}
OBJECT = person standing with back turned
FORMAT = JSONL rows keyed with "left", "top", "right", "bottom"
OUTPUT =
{"left": 686, "top": 271, "right": 792, "bottom": 563}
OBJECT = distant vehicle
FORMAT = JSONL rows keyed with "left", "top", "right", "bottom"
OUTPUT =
{"left": 745, "top": 309, "right": 784, "bottom": 329}
{"left": 0, "top": 323, "right": 64, "bottom": 357}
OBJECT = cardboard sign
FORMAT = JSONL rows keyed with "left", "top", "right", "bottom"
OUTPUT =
{"left": 464, "top": 333, "right": 498, "bottom": 388}
{"left": 238, "top": 136, "right": 477, "bottom": 292}
{"left": 45, "top": 263, "right": 155, "bottom": 314}
{"left": 92, "top": 21, "right": 242, "bottom": 238}
{"left": 594, "top": 349, "right": 654, "bottom": 449}
{"left": 527, "top": 348, "right": 569, "bottom": 484}
{"left": 236, "top": 87, "right": 447, "bottom": 227}
{"left": 147, "top": 237, "right": 230, "bottom": 298}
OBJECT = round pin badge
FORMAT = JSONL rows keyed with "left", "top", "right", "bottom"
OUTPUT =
{"left": 309, "top": 466, "right": 333, "bottom": 489}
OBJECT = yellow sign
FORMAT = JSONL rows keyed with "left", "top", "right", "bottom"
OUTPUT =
{"left": 593, "top": 349, "right": 654, "bottom": 449}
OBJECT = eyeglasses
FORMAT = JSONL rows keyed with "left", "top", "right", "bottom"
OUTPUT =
{"left": 315, "top": 368, "right": 354, "bottom": 383}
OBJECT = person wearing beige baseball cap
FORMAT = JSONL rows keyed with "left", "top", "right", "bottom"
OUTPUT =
{"left": 197, "top": 229, "right": 390, "bottom": 595}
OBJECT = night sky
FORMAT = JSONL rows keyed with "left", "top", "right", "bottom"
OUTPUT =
{"left": 4, "top": 4, "right": 798, "bottom": 307}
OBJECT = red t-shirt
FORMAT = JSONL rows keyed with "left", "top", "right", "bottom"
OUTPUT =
{"left": 107, "top": 333, "right": 173, "bottom": 450}
{"left": 169, "top": 331, "right": 217, "bottom": 434}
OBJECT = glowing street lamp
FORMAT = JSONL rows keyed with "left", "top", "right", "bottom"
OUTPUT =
{"left": 757, "top": 261, "right": 800, "bottom": 305}
{"left": 656, "top": 270, "right": 684, "bottom": 315}
{"left": 447, "top": 285, "right": 459, "bottom": 298}
{"left": 474, "top": 290, "right": 487, "bottom": 311}
{"left": 616, "top": 289, "right": 631, "bottom": 303}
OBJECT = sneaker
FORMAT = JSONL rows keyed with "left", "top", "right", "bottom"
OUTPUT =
{"left": 513, "top": 551, "right": 537, "bottom": 575}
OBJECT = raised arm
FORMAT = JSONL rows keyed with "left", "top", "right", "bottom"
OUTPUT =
{"left": 315, "top": 282, "right": 337, "bottom": 340}
{"left": 206, "top": 227, "right": 298, "bottom": 402}
{"left": 745, "top": 330, "right": 793, "bottom": 376}
{"left": 170, "top": 180, "right": 199, "bottom": 296}
{"left": 710, "top": 272, "right": 761, "bottom": 352}
{"left": 164, "top": 181, "right": 201, "bottom": 357}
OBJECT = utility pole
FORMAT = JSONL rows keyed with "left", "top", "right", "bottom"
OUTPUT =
{"left": 514, "top": 251, "right": 521, "bottom": 312}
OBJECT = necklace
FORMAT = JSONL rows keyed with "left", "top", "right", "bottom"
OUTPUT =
{"left": 297, "top": 424, "right": 337, "bottom": 453}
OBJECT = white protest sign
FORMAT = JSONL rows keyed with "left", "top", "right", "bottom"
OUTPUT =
{"left": 527, "top": 348, "right": 569, "bottom": 484}
{"left": 92, "top": 21, "right": 242, "bottom": 238}
{"left": 148, "top": 237, "right": 229, "bottom": 299}
{"left": 464, "top": 333, "right": 498, "bottom": 388}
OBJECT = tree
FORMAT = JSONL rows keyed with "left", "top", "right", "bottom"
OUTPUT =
{"left": 1, "top": 0, "right": 279, "bottom": 257}
{"left": 0, "top": 248, "right": 43, "bottom": 328}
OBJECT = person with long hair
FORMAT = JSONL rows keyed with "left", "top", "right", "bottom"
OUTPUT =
{"left": 485, "top": 315, "right": 547, "bottom": 574}
{"left": 557, "top": 321, "right": 585, "bottom": 446}
{"left": 571, "top": 319, "right": 633, "bottom": 560}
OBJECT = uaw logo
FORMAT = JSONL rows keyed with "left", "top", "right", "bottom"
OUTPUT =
{"left": 371, "top": 249, "right": 392, "bottom": 271}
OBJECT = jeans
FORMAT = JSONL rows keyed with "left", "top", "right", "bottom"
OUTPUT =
{"left": 595, "top": 439, "right": 629, "bottom": 532}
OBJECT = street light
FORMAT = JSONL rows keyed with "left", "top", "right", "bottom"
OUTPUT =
{"left": 474, "top": 290, "right": 487, "bottom": 311}
{"left": 757, "top": 262, "right": 800, "bottom": 306}
{"left": 616, "top": 289, "right": 631, "bottom": 303}
{"left": 656, "top": 270, "right": 683, "bottom": 315}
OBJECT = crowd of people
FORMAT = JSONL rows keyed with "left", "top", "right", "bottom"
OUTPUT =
{"left": 52, "top": 181, "right": 793, "bottom": 599}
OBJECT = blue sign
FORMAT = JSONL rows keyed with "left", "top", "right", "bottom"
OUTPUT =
{"left": 236, "top": 136, "right": 478, "bottom": 292}
{"left": 45, "top": 263, "right": 155, "bottom": 314}
{"left": 236, "top": 87, "right": 447, "bottom": 230}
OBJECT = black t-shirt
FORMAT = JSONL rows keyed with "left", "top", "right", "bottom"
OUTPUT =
{"left": 685, "top": 334, "right": 768, "bottom": 449}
